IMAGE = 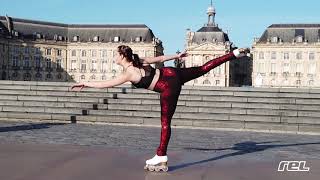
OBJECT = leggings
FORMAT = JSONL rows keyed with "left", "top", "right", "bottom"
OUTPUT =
{"left": 153, "top": 52, "right": 236, "bottom": 156}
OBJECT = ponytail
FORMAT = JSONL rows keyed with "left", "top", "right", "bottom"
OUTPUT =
{"left": 132, "top": 54, "right": 143, "bottom": 67}
{"left": 118, "top": 45, "right": 143, "bottom": 68}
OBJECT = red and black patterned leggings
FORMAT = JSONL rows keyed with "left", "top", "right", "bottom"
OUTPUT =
{"left": 153, "top": 52, "right": 236, "bottom": 156}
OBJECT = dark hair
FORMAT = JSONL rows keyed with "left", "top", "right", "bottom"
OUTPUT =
{"left": 117, "top": 45, "right": 142, "bottom": 67}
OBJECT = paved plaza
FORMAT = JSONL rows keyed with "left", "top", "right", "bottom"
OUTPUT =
{"left": 0, "top": 121, "right": 319, "bottom": 180}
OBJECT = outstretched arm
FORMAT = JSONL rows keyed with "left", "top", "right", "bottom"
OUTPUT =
{"left": 71, "top": 73, "right": 130, "bottom": 91}
{"left": 140, "top": 51, "right": 187, "bottom": 64}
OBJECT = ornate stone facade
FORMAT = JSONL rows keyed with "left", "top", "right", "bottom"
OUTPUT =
{"left": 0, "top": 15, "right": 163, "bottom": 82}
{"left": 181, "top": 3, "right": 251, "bottom": 87}
{"left": 252, "top": 24, "right": 320, "bottom": 88}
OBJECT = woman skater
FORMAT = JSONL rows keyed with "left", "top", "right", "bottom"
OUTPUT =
{"left": 71, "top": 45, "right": 249, "bottom": 172}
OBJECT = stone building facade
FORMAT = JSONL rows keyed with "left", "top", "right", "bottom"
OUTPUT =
{"left": 181, "top": 3, "right": 251, "bottom": 87}
{"left": 252, "top": 24, "right": 320, "bottom": 88}
{"left": 0, "top": 15, "right": 163, "bottom": 82}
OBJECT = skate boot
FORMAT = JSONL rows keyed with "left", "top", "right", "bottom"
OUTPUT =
{"left": 144, "top": 155, "right": 168, "bottom": 172}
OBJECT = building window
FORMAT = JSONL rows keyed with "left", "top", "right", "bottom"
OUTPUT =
{"left": 73, "top": 36, "right": 79, "bottom": 42}
{"left": 296, "top": 52, "right": 302, "bottom": 60}
{"left": 296, "top": 80, "right": 301, "bottom": 85}
{"left": 46, "top": 48, "right": 51, "bottom": 56}
{"left": 203, "top": 79, "right": 211, "bottom": 85}
{"left": 90, "top": 74, "right": 96, "bottom": 80}
{"left": 12, "top": 72, "right": 18, "bottom": 78}
{"left": 114, "top": 36, "right": 120, "bottom": 42}
{"left": 284, "top": 52, "right": 289, "bottom": 60}
{"left": 35, "top": 57, "right": 41, "bottom": 68}
{"left": 23, "top": 73, "right": 31, "bottom": 80}
{"left": 214, "top": 66, "right": 221, "bottom": 74}
{"left": 82, "top": 50, "right": 87, "bottom": 57}
{"left": 296, "top": 36, "right": 303, "bottom": 43}
{"left": 296, "top": 63, "right": 302, "bottom": 73}
{"left": 35, "top": 47, "right": 41, "bottom": 54}
{"left": 309, "top": 52, "right": 315, "bottom": 60}
{"left": 56, "top": 59, "right": 62, "bottom": 70}
{"left": 259, "top": 52, "right": 264, "bottom": 59}
{"left": 309, "top": 80, "right": 314, "bottom": 86}
{"left": 271, "top": 37, "right": 278, "bottom": 43}
{"left": 12, "top": 56, "right": 18, "bottom": 67}
{"left": 309, "top": 63, "right": 316, "bottom": 74}
{"left": 91, "top": 60, "right": 97, "bottom": 72}
{"left": 24, "top": 47, "right": 29, "bottom": 54}
{"left": 46, "top": 58, "right": 51, "bottom": 68}
{"left": 14, "top": 45, "right": 19, "bottom": 53}
{"left": 81, "top": 60, "right": 86, "bottom": 71}
{"left": 283, "top": 63, "right": 289, "bottom": 73}
{"left": 35, "top": 73, "right": 42, "bottom": 78}
{"left": 101, "top": 60, "right": 107, "bottom": 72}
{"left": 46, "top": 74, "right": 52, "bottom": 79}
{"left": 215, "top": 80, "right": 220, "bottom": 85}
{"left": 258, "top": 63, "right": 265, "bottom": 73}
{"left": 271, "top": 52, "right": 276, "bottom": 59}
{"left": 271, "top": 63, "right": 276, "bottom": 73}
{"left": 81, "top": 75, "right": 85, "bottom": 80}
{"left": 92, "top": 50, "right": 97, "bottom": 57}
{"left": 57, "top": 49, "right": 62, "bottom": 56}
{"left": 93, "top": 36, "right": 99, "bottom": 42}
{"left": 71, "top": 50, "right": 76, "bottom": 57}
{"left": 71, "top": 60, "right": 77, "bottom": 70}
{"left": 24, "top": 57, "right": 30, "bottom": 67}
{"left": 135, "top": 36, "right": 142, "bottom": 42}
{"left": 102, "top": 50, "right": 107, "bottom": 58}
{"left": 102, "top": 75, "right": 106, "bottom": 80}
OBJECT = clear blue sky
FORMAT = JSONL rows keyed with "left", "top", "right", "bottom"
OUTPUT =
{"left": 1, "top": 0, "right": 320, "bottom": 55}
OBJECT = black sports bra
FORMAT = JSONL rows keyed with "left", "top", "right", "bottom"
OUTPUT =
{"left": 128, "top": 65, "right": 156, "bottom": 89}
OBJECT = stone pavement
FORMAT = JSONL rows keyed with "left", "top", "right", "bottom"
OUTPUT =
{"left": 0, "top": 121, "right": 319, "bottom": 180}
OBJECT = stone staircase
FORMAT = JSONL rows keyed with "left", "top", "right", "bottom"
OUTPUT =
{"left": 0, "top": 80, "right": 319, "bottom": 134}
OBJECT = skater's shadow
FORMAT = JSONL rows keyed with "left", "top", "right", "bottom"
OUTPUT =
{"left": 170, "top": 141, "right": 320, "bottom": 172}
{"left": 0, "top": 123, "right": 67, "bottom": 133}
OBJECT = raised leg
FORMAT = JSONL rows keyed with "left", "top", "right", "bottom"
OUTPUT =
{"left": 179, "top": 52, "right": 236, "bottom": 84}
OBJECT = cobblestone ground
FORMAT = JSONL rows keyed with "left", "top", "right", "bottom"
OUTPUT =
{"left": 0, "top": 120, "right": 320, "bottom": 162}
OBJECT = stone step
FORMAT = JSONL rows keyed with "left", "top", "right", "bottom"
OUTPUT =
{"left": 1, "top": 79, "right": 320, "bottom": 93}
{"left": 0, "top": 98, "right": 319, "bottom": 119}
{"left": 1, "top": 84, "right": 320, "bottom": 106}
{"left": 1, "top": 111, "right": 320, "bottom": 134}
{"left": 0, "top": 105, "right": 85, "bottom": 115}
{"left": 87, "top": 108, "right": 318, "bottom": 120}
{"left": 1, "top": 82, "right": 320, "bottom": 99}
{"left": 0, "top": 94, "right": 104, "bottom": 103}
{"left": 3, "top": 90, "right": 320, "bottom": 107}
